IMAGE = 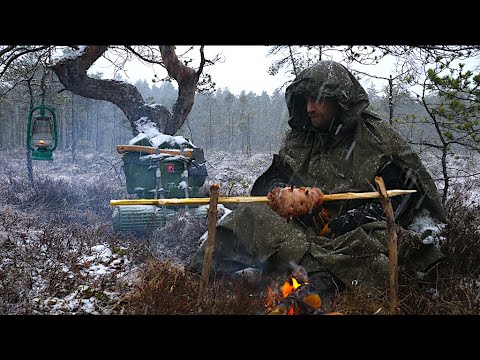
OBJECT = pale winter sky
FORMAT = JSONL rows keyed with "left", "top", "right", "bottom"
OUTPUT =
{"left": 91, "top": 46, "right": 287, "bottom": 96}
{"left": 76, "top": 45, "right": 480, "bottom": 98}
{"left": 90, "top": 46, "right": 398, "bottom": 96}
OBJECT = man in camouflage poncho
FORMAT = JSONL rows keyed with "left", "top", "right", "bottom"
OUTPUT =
{"left": 187, "top": 60, "right": 446, "bottom": 294}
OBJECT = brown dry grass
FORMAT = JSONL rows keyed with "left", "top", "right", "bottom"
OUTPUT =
{"left": 334, "top": 183, "right": 480, "bottom": 315}
{"left": 120, "top": 183, "right": 480, "bottom": 316}
{"left": 119, "top": 258, "right": 268, "bottom": 315}
{"left": 1, "top": 150, "right": 479, "bottom": 315}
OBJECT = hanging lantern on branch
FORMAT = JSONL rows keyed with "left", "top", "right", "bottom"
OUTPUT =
{"left": 27, "top": 104, "right": 58, "bottom": 161}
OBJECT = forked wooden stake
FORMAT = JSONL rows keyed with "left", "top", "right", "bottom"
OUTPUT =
{"left": 197, "top": 184, "right": 220, "bottom": 302}
{"left": 374, "top": 176, "right": 400, "bottom": 315}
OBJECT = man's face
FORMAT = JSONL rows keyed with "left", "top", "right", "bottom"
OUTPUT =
{"left": 306, "top": 97, "right": 338, "bottom": 130}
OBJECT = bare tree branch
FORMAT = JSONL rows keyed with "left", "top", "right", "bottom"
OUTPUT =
{"left": 124, "top": 45, "right": 165, "bottom": 66}
{"left": 51, "top": 45, "right": 174, "bottom": 135}
{"left": 0, "top": 45, "right": 50, "bottom": 79}
{"left": 197, "top": 45, "right": 206, "bottom": 78}
{"left": 159, "top": 45, "right": 199, "bottom": 135}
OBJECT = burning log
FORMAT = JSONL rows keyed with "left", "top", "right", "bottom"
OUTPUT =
{"left": 266, "top": 276, "right": 329, "bottom": 315}
{"left": 265, "top": 263, "right": 343, "bottom": 315}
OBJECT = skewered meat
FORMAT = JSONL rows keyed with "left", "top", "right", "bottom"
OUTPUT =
{"left": 267, "top": 185, "right": 324, "bottom": 220}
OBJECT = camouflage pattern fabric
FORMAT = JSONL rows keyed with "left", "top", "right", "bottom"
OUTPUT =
{"left": 187, "top": 61, "right": 446, "bottom": 290}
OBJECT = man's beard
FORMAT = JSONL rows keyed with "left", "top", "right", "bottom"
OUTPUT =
{"left": 309, "top": 115, "right": 335, "bottom": 131}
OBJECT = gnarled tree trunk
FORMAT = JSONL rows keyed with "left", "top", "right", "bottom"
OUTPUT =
{"left": 51, "top": 45, "right": 200, "bottom": 136}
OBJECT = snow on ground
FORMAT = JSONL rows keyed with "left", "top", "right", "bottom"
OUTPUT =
{"left": 202, "top": 150, "right": 272, "bottom": 196}
{"left": 0, "top": 203, "right": 138, "bottom": 314}
{"left": 420, "top": 150, "right": 480, "bottom": 208}
{"left": 408, "top": 208, "right": 447, "bottom": 244}
{"left": 1, "top": 147, "right": 480, "bottom": 314}
{"left": 33, "top": 243, "right": 133, "bottom": 315}
{"left": 0, "top": 148, "right": 272, "bottom": 314}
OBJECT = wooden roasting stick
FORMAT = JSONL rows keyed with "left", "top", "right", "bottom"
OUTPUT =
{"left": 110, "top": 189, "right": 417, "bottom": 206}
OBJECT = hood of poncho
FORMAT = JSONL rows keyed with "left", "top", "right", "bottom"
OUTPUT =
{"left": 279, "top": 60, "right": 446, "bottom": 223}
{"left": 285, "top": 60, "right": 370, "bottom": 136}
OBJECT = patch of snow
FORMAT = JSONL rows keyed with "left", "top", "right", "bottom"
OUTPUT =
{"left": 198, "top": 230, "right": 208, "bottom": 247}
{"left": 178, "top": 181, "right": 187, "bottom": 190}
{"left": 53, "top": 174, "right": 71, "bottom": 182}
{"left": 147, "top": 103, "right": 164, "bottom": 108}
{"left": 91, "top": 244, "right": 113, "bottom": 262}
{"left": 129, "top": 132, "right": 148, "bottom": 145}
{"left": 466, "top": 190, "right": 480, "bottom": 206}
{"left": 408, "top": 209, "right": 447, "bottom": 244}
{"left": 196, "top": 204, "right": 232, "bottom": 248}
{"left": 140, "top": 153, "right": 190, "bottom": 162}
{"left": 408, "top": 209, "right": 445, "bottom": 234}
{"left": 132, "top": 117, "right": 194, "bottom": 148}
{"left": 86, "top": 263, "right": 112, "bottom": 277}
{"left": 52, "top": 46, "right": 87, "bottom": 62}
{"left": 218, "top": 204, "right": 233, "bottom": 223}
{"left": 234, "top": 267, "right": 263, "bottom": 282}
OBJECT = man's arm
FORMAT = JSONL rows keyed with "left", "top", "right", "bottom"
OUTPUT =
{"left": 251, "top": 154, "right": 303, "bottom": 196}
{"left": 327, "top": 161, "right": 419, "bottom": 237}
{"left": 251, "top": 156, "right": 420, "bottom": 238}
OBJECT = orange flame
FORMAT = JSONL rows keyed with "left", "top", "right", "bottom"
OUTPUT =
{"left": 266, "top": 273, "right": 343, "bottom": 315}
{"left": 281, "top": 276, "right": 302, "bottom": 298}
{"left": 282, "top": 276, "right": 308, "bottom": 315}
{"left": 266, "top": 275, "right": 310, "bottom": 315}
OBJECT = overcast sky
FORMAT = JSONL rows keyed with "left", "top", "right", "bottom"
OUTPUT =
{"left": 90, "top": 46, "right": 416, "bottom": 96}
{"left": 202, "top": 46, "right": 288, "bottom": 95}
{"left": 90, "top": 46, "right": 288, "bottom": 96}
{"left": 67, "top": 45, "right": 480, "bottom": 99}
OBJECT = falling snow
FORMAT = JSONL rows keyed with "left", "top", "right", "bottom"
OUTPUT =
{"left": 1, "top": 144, "right": 480, "bottom": 314}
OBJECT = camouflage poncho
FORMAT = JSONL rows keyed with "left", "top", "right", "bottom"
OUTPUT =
{"left": 188, "top": 61, "right": 446, "bottom": 290}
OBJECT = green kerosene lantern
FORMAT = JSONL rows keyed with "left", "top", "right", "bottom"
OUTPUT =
{"left": 26, "top": 104, "right": 58, "bottom": 161}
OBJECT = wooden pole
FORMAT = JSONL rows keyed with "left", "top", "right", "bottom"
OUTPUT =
{"left": 115, "top": 145, "right": 195, "bottom": 159}
{"left": 197, "top": 184, "right": 220, "bottom": 302}
{"left": 110, "top": 189, "right": 417, "bottom": 207}
{"left": 374, "top": 176, "right": 400, "bottom": 315}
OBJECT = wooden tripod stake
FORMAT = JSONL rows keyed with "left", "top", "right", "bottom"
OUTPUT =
{"left": 374, "top": 176, "right": 400, "bottom": 315}
{"left": 197, "top": 184, "right": 220, "bottom": 302}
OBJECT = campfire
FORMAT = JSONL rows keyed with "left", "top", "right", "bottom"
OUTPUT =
{"left": 265, "top": 262, "right": 342, "bottom": 315}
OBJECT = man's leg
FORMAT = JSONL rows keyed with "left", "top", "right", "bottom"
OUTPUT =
{"left": 186, "top": 203, "right": 310, "bottom": 279}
